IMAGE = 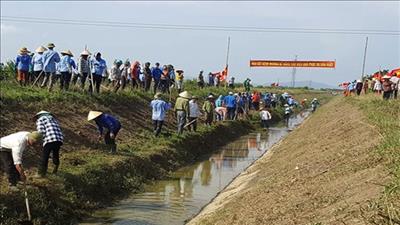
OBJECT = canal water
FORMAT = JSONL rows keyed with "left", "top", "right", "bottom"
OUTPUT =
{"left": 81, "top": 112, "right": 309, "bottom": 225}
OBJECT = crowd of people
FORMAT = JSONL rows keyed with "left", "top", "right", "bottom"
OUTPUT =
{"left": 3, "top": 43, "right": 323, "bottom": 191}
{"left": 340, "top": 74, "right": 400, "bottom": 100}
{"left": 12, "top": 44, "right": 239, "bottom": 95}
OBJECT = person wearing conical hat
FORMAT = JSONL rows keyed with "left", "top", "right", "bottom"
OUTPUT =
{"left": 0, "top": 131, "right": 42, "bottom": 189}
{"left": 31, "top": 46, "right": 47, "bottom": 84}
{"left": 58, "top": 50, "right": 76, "bottom": 91}
{"left": 174, "top": 91, "right": 192, "bottom": 135}
{"left": 382, "top": 75, "right": 393, "bottom": 100}
{"left": 15, "top": 47, "right": 32, "bottom": 86}
{"left": 87, "top": 111, "right": 121, "bottom": 154}
{"left": 71, "top": 49, "right": 91, "bottom": 89}
{"left": 89, "top": 52, "right": 107, "bottom": 94}
{"left": 150, "top": 93, "right": 172, "bottom": 137}
{"left": 41, "top": 43, "right": 61, "bottom": 91}
{"left": 34, "top": 111, "right": 64, "bottom": 177}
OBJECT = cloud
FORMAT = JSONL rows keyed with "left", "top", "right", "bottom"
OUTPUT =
{"left": 1, "top": 23, "right": 18, "bottom": 34}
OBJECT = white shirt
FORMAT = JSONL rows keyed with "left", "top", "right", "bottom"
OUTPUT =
{"left": 189, "top": 100, "right": 201, "bottom": 118}
{"left": 0, "top": 131, "right": 29, "bottom": 165}
{"left": 260, "top": 110, "right": 272, "bottom": 120}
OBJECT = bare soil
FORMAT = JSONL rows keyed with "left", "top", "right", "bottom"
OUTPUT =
{"left": 188, "top": 97, "right": 389, "bottom": 225}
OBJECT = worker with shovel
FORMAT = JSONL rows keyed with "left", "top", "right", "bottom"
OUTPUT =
{"left": 174, "top": 91, "right": 192, "bottom": 135}
{"left": 0, "top": 131, "right": 42, "bottom": 190}
{"left": 88, "top": 111, "right": 121, "bottom": 154}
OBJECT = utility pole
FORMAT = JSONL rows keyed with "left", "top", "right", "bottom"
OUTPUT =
{"left": 361, "top": 37, "right": 368, "bottom": 80}
{"left": 291, "top": 55, "right": 297, "bottom": 88}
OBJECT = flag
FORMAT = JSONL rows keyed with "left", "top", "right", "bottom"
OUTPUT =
{"left": 219, "top": 65, "right": 228, "bottom": 81}
{"left": 389, "top": 68, "right": 400, "bottom": 77}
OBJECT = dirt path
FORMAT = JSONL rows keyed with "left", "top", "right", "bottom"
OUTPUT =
{"left": 188, "top": 97, "right": 389, "bottom": 225}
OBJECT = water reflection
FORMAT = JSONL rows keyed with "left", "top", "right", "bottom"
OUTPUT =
{"left": 81, "top": 112, "right": 309, "bottom": 225}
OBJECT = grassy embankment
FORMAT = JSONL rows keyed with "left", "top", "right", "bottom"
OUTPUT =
{"left": 0, "top": 76, "right": 330, "bottom": 224}
{"left": 346, "top": 95, "right": 400, "bottom": 224}
{"left": 188, "top": 94, "right": 398, "bottom": 225}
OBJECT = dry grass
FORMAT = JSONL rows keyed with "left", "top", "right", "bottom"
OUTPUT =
{"left": 189, "top": 96, "right": 393, "bottom": 225}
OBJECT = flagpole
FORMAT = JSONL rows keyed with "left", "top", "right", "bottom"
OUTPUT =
{"left": 361, "top": 37, "right": 368, "bottom": 80}
{"left": 224, "top": 37, "right": 230, "bottom": 89}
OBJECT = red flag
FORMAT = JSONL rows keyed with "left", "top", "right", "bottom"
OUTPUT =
{"left": 219, "top": 65, "right": 228, "bottom": 81}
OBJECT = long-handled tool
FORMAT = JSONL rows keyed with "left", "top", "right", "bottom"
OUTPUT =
{"left": 183, "top": 118, "right": 197, "bottom": 129}
{"left": 18, "top": 183, "right": 33, "bottom": 225}
{"left": 32, "top": 70, "right": 44, "bottom": 87}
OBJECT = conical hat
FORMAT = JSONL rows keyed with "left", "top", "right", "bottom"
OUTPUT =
{"left": 18, "top": 47, "right": 30, "bottom": 54}
{"left": 87, "top": 111, "right": 103, "bottom": 121}
{"left": 35, "top": 46, "right": 47, "bottom": 53}
{"left": 383, "top": 75, "right": 391, "bottom": 79}
{"left": 47, "top": 43, "right": 55, "bottom": 48}
{"left": 61, "top": 50, "right": 73, "bottom": 56}
{"left": 178, "top": 91, "right": 192, "bottom": 99}
{"left": 80, "top": 50, "right": 91, "bottom": 56}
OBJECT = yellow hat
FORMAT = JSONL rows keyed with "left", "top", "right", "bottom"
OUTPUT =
{"left": 35, "top": 46, "right": 47, "bottom": 53}
{"left": 47, "top": 43, "right": 55, "bottom": 48}
{"left": 19, "top": 47, "right": 30, "bottom": 54}
{"left": 61, "top": 50, "right": 73, "bottom": 56}
{"left": 27, "top": 131, "right": 42, "bottom": 142}
{"left": 87, "top": 111, "right": 103, "bottom": 121}
{"left": 178, "top": 91, "right": 192, "bottom": 99}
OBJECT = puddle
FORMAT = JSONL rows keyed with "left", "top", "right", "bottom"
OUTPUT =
{"left": 81, "top": 111, "right": 309, "bottom": 225}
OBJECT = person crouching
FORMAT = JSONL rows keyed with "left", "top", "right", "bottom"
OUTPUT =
{"left": 0, "top": 131, "right": 42, "bottom": 190}
{"left": 88, "top": 111, "right": 121, "bottom": 154}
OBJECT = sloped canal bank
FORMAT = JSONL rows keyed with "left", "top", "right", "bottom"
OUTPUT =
{"left": 81, "top": 112, "right": 310, "bottom": 225}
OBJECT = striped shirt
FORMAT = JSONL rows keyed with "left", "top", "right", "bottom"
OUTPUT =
{"left": 36, "top": 115, "right": 64, "bottom": 146}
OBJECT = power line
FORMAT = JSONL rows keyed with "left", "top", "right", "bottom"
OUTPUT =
{"left": 1, "top": 16, "right": 399, "bottom": 36}
{"left": 2, "top": 15, "right": 399, "bottom": 33}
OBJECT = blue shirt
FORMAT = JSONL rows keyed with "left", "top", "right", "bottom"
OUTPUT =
{"left": 92, "top": 58, "right": 107, "bottom": 76}
{"left": 43, "top": 49, "right": 60, "bottom": 73}
{"left": 94, "top": 114, "right": 121, "bottom": 135}
{"left": 15, "top": 54, "right": 31, "bottom": 71}
{"left": 215, "top": 96, "right": 224, "bottom": 107}
{"left": 287, "top": 97, "right": 294, "bottom": 105}
{"left": 32, "top": 54, "right": 45, "bottom": 71}
{"left": 151, "top": 67, "right": 162, "bottom": 81}
{"left": 58, "top": 55, "right": 76, "bottom": 73}
{"left": 150, "top": 99, "right": 171, "bottom": 121}
{"left": 224, "top": 95, "right": 237, "bottom": 108}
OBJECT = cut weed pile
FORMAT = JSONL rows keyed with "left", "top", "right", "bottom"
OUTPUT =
{"left": 0, "top": 80, "right": 331, "bottom": 225}
{"left": 189, "top": 95, "right": 398, "bottom": 225}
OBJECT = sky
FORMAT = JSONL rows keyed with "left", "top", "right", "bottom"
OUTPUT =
{"left": 1, "top": 1, "right": 399, "bottom": 86}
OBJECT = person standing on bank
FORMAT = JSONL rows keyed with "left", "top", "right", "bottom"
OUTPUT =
{"left": 90, "top": 52, "right": 107, "bottom": 94}
{"left": 72, "top": 50, "right": 91, "bottom": 89}
{"left": 41, "top": 43, "right": 60, "bottom": 91}
{"left": 151, "top": 62, "right": 163, "bottom": 94}
{"left": 35, "top": 111, "right": 64, "bottom": 177}
{"left": 176, "top": 70, "right": 184, "bottom": 93}
{"left": 0, "top": 131, "right": 42, "bottom": 190}
{"left": 174, "top": 91, "right": 192, "bottom": 135}
{"left": 15, "top": 47, "right": 32, "bottom": 86}
{"left": 88, "top": 111, "right": 121, "bottom": 154}
{"left": 31, "top": 46, "right": 47, "bottom": 85}
{"left": 150, "top": 93, "right": 172, "bottom": 137}
{"left": 197, "top": 70, "right": 205, "bottom": 88}
{"left": 203, "top": 95, "right": 215, "bottom": 126}
{"left": 188, "top": 96, "right": 201, "bottom": 132}
{"left": 143, "top": 62, "right": 152, "bottom": 92}
{"left": 59, "top": 50, "right": 76, "bottom": 91}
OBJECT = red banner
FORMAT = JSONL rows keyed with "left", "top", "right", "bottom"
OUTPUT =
{"left": 250, "top": 60, "right": 336, "bottom": 68}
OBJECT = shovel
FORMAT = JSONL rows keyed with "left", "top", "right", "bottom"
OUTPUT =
{"left": 18, "top": 183, "right": 33, "bottom": 225}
